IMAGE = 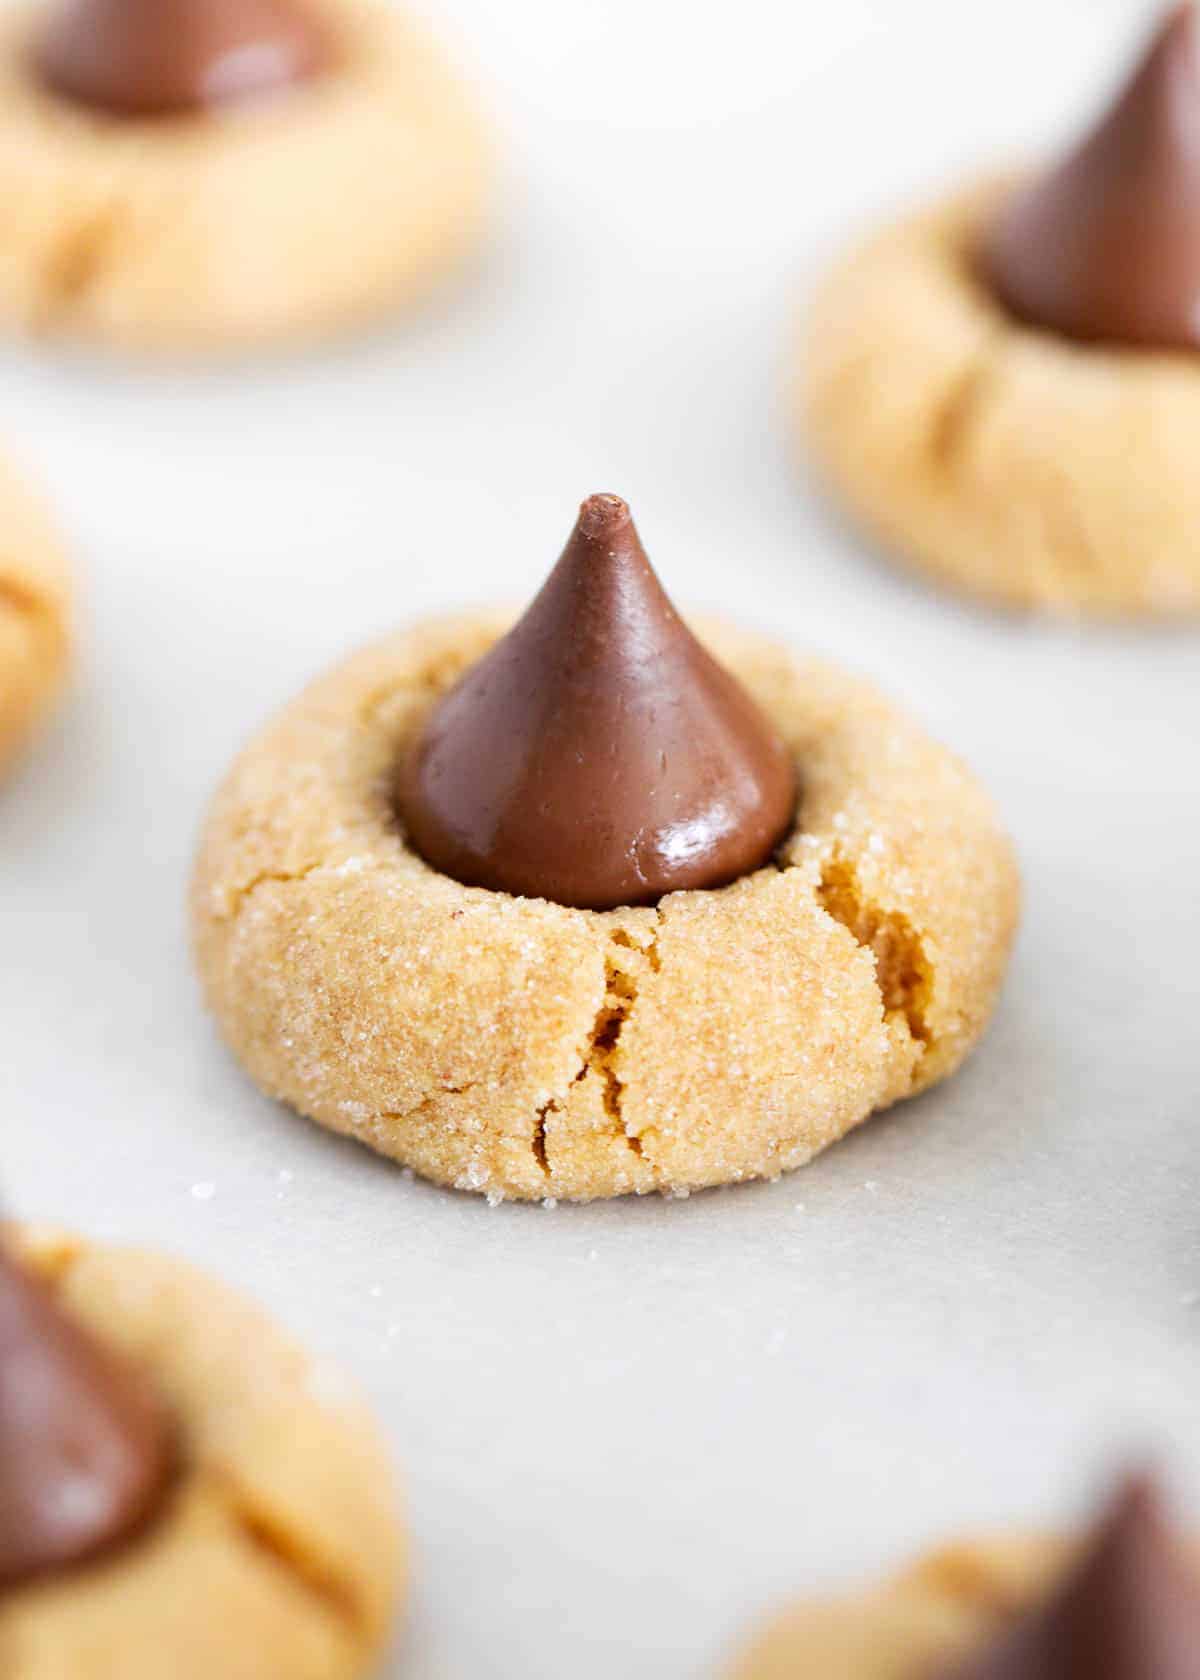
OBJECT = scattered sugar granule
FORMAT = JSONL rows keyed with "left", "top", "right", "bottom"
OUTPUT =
{"left": 190, "top": 1182, "right": 215, "bottom": 1202}
{"left": 541, "top": 1197, "right": 558, "bottom": 1210}
{"left": 369, "top": 1285, "right": 383, "bottom": 1299}
{"left": 485, "top": 1190, "right": 505, "bottom": 1208}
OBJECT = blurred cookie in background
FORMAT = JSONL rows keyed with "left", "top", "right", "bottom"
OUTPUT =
{"left": 724, "top": 1472, "right": 1197, "bottom": 1679}
{"left": 0, "top": 0, "right": 491, "bottom": 352}
{"left": 0, "top": 1223, "right": 404, "bottom": 1679}
{"left": 800, "top": 5, "right": 1200, "bottom": 618}
{"left": 0, "top": 462, "right": 69, "bottom": 781}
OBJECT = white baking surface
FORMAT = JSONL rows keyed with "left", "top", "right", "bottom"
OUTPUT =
{"left": 2, "top": 0, "right": 1199, "bottom": 1672}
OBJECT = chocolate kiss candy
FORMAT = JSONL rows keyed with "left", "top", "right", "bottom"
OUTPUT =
{"left": 0, "top": 1243, "right": 175, "bottom": 1588}
{"left": 937, "top": 1475, "right": 1200, "bottom": 1680}
{"left": 35, "top": 0, "right": 331, "bottom": 118}
{"left": 983, "top": 4, "right": 1200, "bottom": 349}
{"left": 397, "top": 494, "right": 798, "bottom": 911}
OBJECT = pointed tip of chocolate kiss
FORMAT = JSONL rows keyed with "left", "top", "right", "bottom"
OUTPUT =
{"left": 937, "top": 1469, "right": 1200, "bottom": 1680}
{"left": 35, "top": 0, "right": 332, "bottom": 119}
{"left": 576, "top": 493, "right": 634, "bottom": 539}
{"left": 1100, "top": 1466, "right": 1168, "bottom": 1531}
{"left": 396, "top": 494, "right": 798, "bottom": 911}
{"left": 0, "top": 1241, "right": 176, "bottom": 1589}
{"left": 1162, "top": 2, "right": 1198, "bottom": 46}
{"left": 982, "top": 1, "right": 1200, "bottom": 349}
{"left": 1127, "top": 2, "right": 1200, "bottom": 93}
{"left": 1077, "top": 1466, "right": 1177, "bottom": 1597}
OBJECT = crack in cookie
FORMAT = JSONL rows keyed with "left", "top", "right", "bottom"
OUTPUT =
{"left": 588, "top": 924, "right": 661, "bottom": 1156}
{"left": 816, "top": 853, "right": 933, "bottom": 1057}
{"left": 212, "top": 1473, "right": 368, "bottom": 1638}
{"left": 928, "top": 341, "right": 1001, "bottom": 475}
{"left": 377, "top": 1079, "right": 488, "bottom": 1136}
{"left": 209, "top": 859, "right": 327, "bottom": 923}
{"left": 0, "top": 499, "right": 71, "bottom": 777}
{"left": 38, "top": 202, "right": 128, "bottom": 324}
{"left": 530, "top": 1102, "right": 553, "bottom": 1176}
{"left": 0, "top": 573, "right": 46, "bottom": 620}
{"left": 527, "top": 918, "right": 662, "bottom": 1183}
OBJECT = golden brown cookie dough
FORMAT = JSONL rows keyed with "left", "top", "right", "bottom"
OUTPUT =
{"left": 1, "top": 1227, "right": 403, "bottom": 1680}
{"left": 0, "top": 460, "right": 69, "bottom": 777}
{"left": 0, "top": 0, "right": 489, "bottom": 352}
{"left": 801, "top": 177, "right": 1200, "bottom": 617}
{"left": 191, "top": 611, "right": 1019, "bottom": 1203}
{"left": 725, "top": 1533, "right": 1074, "bottom": 1680}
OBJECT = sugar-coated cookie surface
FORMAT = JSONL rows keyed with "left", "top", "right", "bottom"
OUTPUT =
{"left": 0, "top": 458, "right": 69, "bottom": 776}
{"left": 0, "top": 0, "right": 489, "bottom": 351}
{"left": 192, "top": 613, "right": 1019, "bottom": 1202}
{"left": 801, "top": 178, "right": 1200, "bottom": 618}
{"left": 0, "top": 1228, "right": 404, "bottom": 1680}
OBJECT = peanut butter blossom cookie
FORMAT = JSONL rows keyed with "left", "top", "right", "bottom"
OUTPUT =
{"left": 0, "top": 462, "right": 69, "bottom": 778}
{"left": 728, "top": 1475, "right": 1200, "bottom": 1680}
{"left": 802, "top": 4, "right": 1200, "bottom": 616}
{"left": 0, "top": 1227, "right": 402, "bottom": 1678}
{"left": 0, "top": 0, "right": 488, "bottom": 350}
{"left": 192, "top": 494, "right": 1018, "bottom": 1202}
